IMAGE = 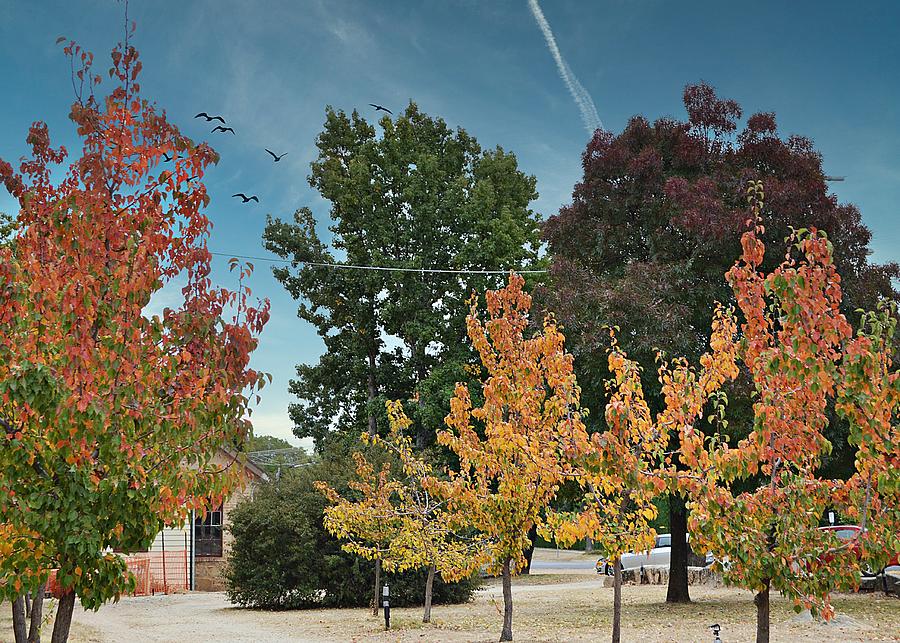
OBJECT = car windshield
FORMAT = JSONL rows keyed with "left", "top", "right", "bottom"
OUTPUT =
{"left": 834, "top": 529, "right": 857, "bottom": 541}
{"left": 655, "top": 535, "right": 671, "bottom": 548}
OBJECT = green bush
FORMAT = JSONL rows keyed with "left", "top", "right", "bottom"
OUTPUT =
{"left": 225, "top": 452, "right": 480, "bottom": 609}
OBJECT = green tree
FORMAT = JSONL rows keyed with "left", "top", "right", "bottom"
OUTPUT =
{"left": 541, "top": 82, "right": 898, "bottom": 604}
{"left": 263, "top": 103, "right": 542, "bottom": 451}
{"left": 0, "top": 212, "right": 15, "bottom": 242}
{"left": 246, "top": 434, "right": 294, "bottom": 452}
{"left": 244, "top": 434, "right": 308, "bottom": 475}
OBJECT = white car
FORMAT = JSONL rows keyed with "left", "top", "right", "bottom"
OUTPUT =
{"left": 596, "top": 533, "right": 712, "bottom": 575}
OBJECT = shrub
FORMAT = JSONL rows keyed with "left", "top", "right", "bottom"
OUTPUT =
{"left": 225, "top": 453, "right": 480, "bottom": 609}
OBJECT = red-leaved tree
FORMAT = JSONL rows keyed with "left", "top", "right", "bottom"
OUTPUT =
{"left": 683, "top": 182, "right": 898, "bottom": 643}
{"left": 542, "top": 82, "right": 899, "bottom": 604}
{"left": 0, "top": 31, "right": 268, "bottom": 642}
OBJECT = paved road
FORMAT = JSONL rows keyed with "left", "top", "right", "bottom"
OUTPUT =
{"left": 529, "top": 557, "right": 598, "bottom": 572}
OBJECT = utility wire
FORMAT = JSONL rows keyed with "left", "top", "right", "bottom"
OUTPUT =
{"left": 209, "top": 251, "right": 548, "bottom": 275}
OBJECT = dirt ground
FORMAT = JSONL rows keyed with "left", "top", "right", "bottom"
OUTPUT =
{"left": 5, "top": 550, "right": 899, "bottom": 642}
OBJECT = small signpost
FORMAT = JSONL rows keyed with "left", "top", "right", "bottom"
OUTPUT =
{"left": 709, "top": 623, "right": 722, "bottom": 643}
{"left": 383, "top": 584, "right": 390, "bottom": 630}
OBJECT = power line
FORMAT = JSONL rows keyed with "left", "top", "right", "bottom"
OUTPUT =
{"left": 209, "top": 251, "right": 548, "bottom": 275}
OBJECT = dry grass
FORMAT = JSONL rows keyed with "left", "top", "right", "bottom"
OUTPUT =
{"left": 5, "top": 551, "right": 898, "bottom": 642}
{"left": 0, "top": 599, "right": 102, "bottom": 642}
{"left": 53, "top": 576, "right": 900, "bottom": 642}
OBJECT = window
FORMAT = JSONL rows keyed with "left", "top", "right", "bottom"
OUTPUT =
{"left": 655, "top": 535, "right": 671, "bottom": 549}
{"left": 194, "top": 504, "right": 224, "bottom": 557}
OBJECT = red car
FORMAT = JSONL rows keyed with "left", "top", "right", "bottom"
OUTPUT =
{"left": 819, "top": 525, "right": 900, "bottom": 571}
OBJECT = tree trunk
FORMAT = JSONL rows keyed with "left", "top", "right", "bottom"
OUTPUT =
{"left": 372, "top": 558, "right": 381, "bottom": 616}
{"left": 500, "top": 558, "right": 513, "bottom": 641}
{"left": 666, "top": 494, "right": 691, "bottom": 603}
{"left": 754, "top": 579, "right": 770, "bottom": 643}
{"left": 12, "top": 595, "right": 27, "bottom": 643}
{"left": 522, "top": 524, "right": 538, "bottom": 575}
{"left": 422, "top": 564, "right": 435, "bottom": 623}
{"left": 50, "top": 590, "right": 75, "bottom": 643}
{"left": 29, "top": 585, "right": 45, "bottom": 643}
{"left": 585, "top": 537, "right": 593, "bottom": 554}
{"left": 612, "top": 556, "right": 622, "bottom": 643}
{"left": 410, "top": 339, "right": 427, "bottom": 450}
{"left": 367, "top": 349, "right": 378, "bottom": 436}
{"left": 415, "top": 365, "right": 427, "bottom": 450}
{"left": 25, "top": 593, "right": 32, "bottom": 619}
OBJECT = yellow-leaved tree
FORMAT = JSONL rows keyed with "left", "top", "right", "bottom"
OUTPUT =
{"left": 433, "top": 272, "right": 585, "bottom": 642}
{"left": 316, "top": 400, "right": 484, "bottom": 623}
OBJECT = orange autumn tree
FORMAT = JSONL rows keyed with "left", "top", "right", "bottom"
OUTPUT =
{"left": 434, "top": 273, "right": 584, "bottom": 642}
{"left": 543, "top": 308, "right": 739, "bottom": 643}
{"left": 682, "top": 181, "right": 894, "bottom": 643}
{"left": 317, "top": 400, "right": 485, "bottom": 624}
{"left": 0, "top": 33, "right": 268, "bottom": 643}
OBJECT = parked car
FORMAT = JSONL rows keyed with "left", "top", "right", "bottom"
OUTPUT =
{"left": 818, "top": 525, "right": 900, "bottom": 573}
{"left": 595, "top": 533, "right": 713, "bottom": 575}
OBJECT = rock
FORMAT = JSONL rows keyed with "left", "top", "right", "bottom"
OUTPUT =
{"left": 790, "top": 609, "right": 865, "bottom": 629}
{"left": 639, "top": 566, "right": 668, "bottom": 585}
{"left": 829, "top": 614, "right": 865, "bottom": 628}
{"left": 688, "top": 566, "right": 722, "bottom": 587}
{"left": 599, "top": 565, "right": 723, "bottom": 587}
{"left": 790, "top": 608, "right": 814, "bottom": 624}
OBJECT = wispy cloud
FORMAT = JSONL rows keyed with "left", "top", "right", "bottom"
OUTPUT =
{"left": 527, "top": 0, "right": 602, "bottom": 134}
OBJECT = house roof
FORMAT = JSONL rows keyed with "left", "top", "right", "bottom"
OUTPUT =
{"left": 219, "top": 446, "right": 270, "bottom": 482}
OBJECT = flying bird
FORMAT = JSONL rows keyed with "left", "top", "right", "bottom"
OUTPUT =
{"left": 195, "top": 112, "right": 226, "bottom": 124}
{"left": 162, "top": 153, "right": 173, "bottom": 162}
{"left": 369, "top": 103, "right": 393, "bottom": 115}
{"left": 212, "top": 126, "right": 235, "bottom": 134}
{"left": 824, "top": 175, "right": 845, "bottom": 182}
{"left": 265, "top": 149, "right": 288, "bottom": 162}
{"left": 232, "top": 193, "right": 259, "bottom": 203}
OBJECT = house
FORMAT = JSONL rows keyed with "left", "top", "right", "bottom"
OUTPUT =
{"left": 44, "top": 448, "right": 269, "bottom": 598}
{"left": 141, "top": 447, "right": 269, "bottom": 592}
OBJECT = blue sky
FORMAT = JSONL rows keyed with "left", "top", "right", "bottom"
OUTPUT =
{"left": 1, "top": 1, "right": 897, "bottom": 448}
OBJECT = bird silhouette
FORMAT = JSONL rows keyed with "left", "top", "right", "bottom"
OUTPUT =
{"left": 195, "top": 112, "right": 226, "bottom": 124}
{"left": 212, "top": 126, "right": 235, "bottom": 134}
{"left": 162, "top": 153, "right": 173, "bottom": 162}
{"left": 265, "top": 149, "right": 288, "bottom": 162}
{"left": 232, "top": 193, "right": 259, "bottom": 203}
{"left": 369, "top": 103, "right": 393, "bottom": 115}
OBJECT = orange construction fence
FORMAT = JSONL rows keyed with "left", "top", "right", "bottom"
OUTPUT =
{"left": 136, "top": 549, "right": 189, "bottom": 594}
{"left": 45, "top": 551, "right": 186, "bottom": 598}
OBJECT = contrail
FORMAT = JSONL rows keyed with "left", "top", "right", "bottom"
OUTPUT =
{"left": 527, "top": 0, "right": 602, "bottom": 134}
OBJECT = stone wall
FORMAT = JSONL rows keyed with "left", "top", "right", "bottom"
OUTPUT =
{"left": 194, "top": 471, "right": 258, "bottom": 592}
{"left": 602, "top": 565, "right": 722, "bottom": 588}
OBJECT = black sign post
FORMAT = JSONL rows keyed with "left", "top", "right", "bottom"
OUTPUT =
{"left": 383, "top": 584, "right": 390, "bottom": 630}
